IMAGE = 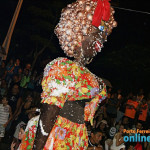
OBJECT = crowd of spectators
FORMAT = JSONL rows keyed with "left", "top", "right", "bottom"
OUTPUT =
{"left": 0, "top": 58, "right": 41, "bottom": 149}
{"left": 87, "top": 88, "right": 150, "bottom": 150}
{"left": 0, "top": 58, "right": 150, "bottom": 150}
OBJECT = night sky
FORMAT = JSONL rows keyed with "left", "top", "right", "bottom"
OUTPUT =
{"left": 0, "top": 0, "right": 150, "bottom": 94}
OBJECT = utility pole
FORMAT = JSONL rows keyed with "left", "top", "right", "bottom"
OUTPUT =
{"left": 2, "top": 0, "right": 23, "bottom": 60}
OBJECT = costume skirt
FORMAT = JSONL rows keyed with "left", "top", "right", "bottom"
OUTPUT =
{"left": 19, "top": 115, "right": 88, "bottom": 150}
{"left": 44, "top": 115, "right": 88, "bottom": 150}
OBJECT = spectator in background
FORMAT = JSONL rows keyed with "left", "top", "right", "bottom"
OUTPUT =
{"left": 127, "top": 143, "right": 136, "bottom": 150}
{"left": 146, "top": 138, "right": 150, "bottom": 150}
{"left": 9, "top": 74, "right": 20, "bottom": 93}
{"left": 107, "top": 87, "right": 112, "bottom": 99}
{"left": 0, "top": 60, "right": 6, "bottom": 80}
{"left": 33, "top": 72, "right": 43, "bottom": 106}
{"left": 110, "top": 125, "right": 125, "bottom": 150}
{"left": 8, "top": 84, "right": 22, "bottom": 118}
{"left": 88, "top": 128, "right": 103, "bottom": 150}
{"left": 105, "top": 126, "right": 117, "bottom": 150}
{"left": 15, "top": 93, "right": 34, "bottom": 124}
{"left": 121, "top": 117, "right": 130, "bottom": 130}
{"left": 25, "top": 63, "right": 31, "bottom": 71}
{"left": 116, "top": 94, "right": 126, "bottom": 124}
{"left": 18, "top": 68, "right": 23, "bottom": 82}
{"left": 94, "top": 113, "right": 104, "bottom": 129}
{"left": 20, "top": 69, "right": 30, "bottom": 96}
{"left": 137, "top": 89, "right": 144, "bottom": 102}
{"left": 0, "top": 96, "right": 12, "bottom": 142}
{"left": 138, "top": 98, "right": 148, "bottom": 128}
{"left": 13, "top": 121, "right": 26, "bottom": 145}
{"left": 124, "top": 95, "right": 139, "bottom": 128}
{"left": 5, "top": 59, "right": 15, "bottom": 87}
{"left": 11, "top": 124, "right": 26, "bottom": 150}
{"left": 0, "top": 79, "right": 8, "bottom": 98}
{"left": 4, "top": 84, "right": 22, "bottom": 141}
{"left": 106, "top": 92, "right": 119, "bottom": 126}
{"left": 146, "top": 97, "right": 150, "bottom": 129}
{"left": 13, "top": 59, "right": 21, "bottom": 75}
{"left": 133, "top": 122, "right": 143, "bottom": 131}
{"left": 97, "top": 120, "right": 108, "bottom": 147}
{"left": 126, "top": 92, "right": 134, "bottom": 101}
{"left": 27, "top": 74, "right": 36, "bottom": 92}
{"left": 117, "top": 89, "right": 122, "bottom": 95}
{"left": 97, "top": 120, "right": 108, "bottom": 131}
{"left": 24, "top": 63, "right": 31, "bottom": 77}
{"left": 130, "top": 122, "right": 144, "bottom": 150}
{"left": 34, "top": 72, "right": 42, "bottom": 94}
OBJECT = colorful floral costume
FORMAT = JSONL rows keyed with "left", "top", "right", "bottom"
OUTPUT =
{"left": 19, "top": 57, "right": 107, "bottom": 150}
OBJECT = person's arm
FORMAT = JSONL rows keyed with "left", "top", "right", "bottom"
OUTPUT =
{"left": 33, "top": 103, "right": 60, "bottom": 150}
{"left": 12, "top": 97, "right": 22, "bottom": 120}
{"left": 116, "top": 133, "right": 124, "bottom": 146}
{"left": 13, "top": 102, "right": 24, "bottom": 120}
{"left": 4, "top": 106, "right": 12, "bottom": 127}
{"left": 11, "top": 141, "right": 16, "bottom": 150}
{"left": 96, "top": 121, "right": 101, "bottom": 129}
{"left": 25, "top": 107, "right": 37, "bottom": 114}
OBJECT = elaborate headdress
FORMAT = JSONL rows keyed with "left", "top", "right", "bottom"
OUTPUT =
{"left": 55, "top": 0, "right": 117, "bottom": 57}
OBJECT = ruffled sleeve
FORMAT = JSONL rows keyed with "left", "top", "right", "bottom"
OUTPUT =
{"left": 41, "top": 58, "right": 75, "bottom": 108}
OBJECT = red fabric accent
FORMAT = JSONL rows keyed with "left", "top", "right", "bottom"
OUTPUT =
{"left": 95, "top": 41, "right": 102, "bottom": 52}
{"left": 135, "top": 142, "right": 143, "bottom": 150}
{"left": 92, "top": 0, "right": 111, "bottom": 27}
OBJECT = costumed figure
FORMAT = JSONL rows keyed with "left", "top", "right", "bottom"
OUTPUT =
{"left": 19, "top": 0, "right": 117, "bottom": 149}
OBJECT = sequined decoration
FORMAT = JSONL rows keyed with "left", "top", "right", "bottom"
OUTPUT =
{"left": 55, "top": 0, "right": 117, "bottom": 57}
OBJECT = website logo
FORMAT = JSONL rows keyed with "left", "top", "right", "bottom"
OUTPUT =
{"left": 123, "top": 129, "right": 150, "bottom": 142}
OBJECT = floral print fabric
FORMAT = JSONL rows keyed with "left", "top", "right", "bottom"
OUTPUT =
{"left": 19, "top": 57, "right": 107, "bottom": 150}
{"left": 44, "top": 115, "right": 88, "bottom": 150}
{"left": 41, "top": 57, "right": 107, "bottom": 122}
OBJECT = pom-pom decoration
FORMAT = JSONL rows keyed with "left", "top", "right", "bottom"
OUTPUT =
{"left": 54, "top": 0, "right": 117, "bottom": 57}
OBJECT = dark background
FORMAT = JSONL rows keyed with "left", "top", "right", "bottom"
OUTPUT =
{"left": 0, "top": 0, "right": 150, "bottom": 94}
